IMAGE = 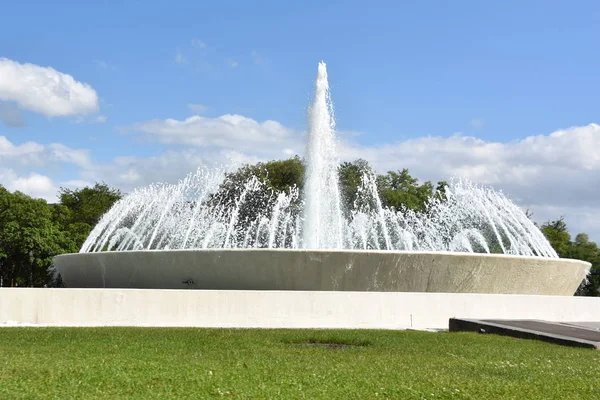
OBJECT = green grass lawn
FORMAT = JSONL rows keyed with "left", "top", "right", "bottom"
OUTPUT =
{"left": 1, "top": 328, "right": 599, "bottom": 399}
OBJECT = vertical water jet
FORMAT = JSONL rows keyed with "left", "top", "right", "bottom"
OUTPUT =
{"left": 302, "top": 61, "right": 344, "bottom": 249}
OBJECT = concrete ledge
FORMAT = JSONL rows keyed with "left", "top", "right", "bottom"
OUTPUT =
{"left": 53, "top": 249, "right": 591, "bottom": 295}
{"left": 2, "top": 288, "right": 600, "bottom": 330}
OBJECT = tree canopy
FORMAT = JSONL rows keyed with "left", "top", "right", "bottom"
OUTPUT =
{"left": 0, "top": 183, "right": 122, "bottom": 287}
{"left": 540, "top": 218, "right": 600, "bottom": 296}
{"left": 56, "top": 183, "right": 122, "bottom": 250}
{"left": 0, "top": 188, "right": 70, "bottom": 286}
{"left": 217, "top": 157, "right": 446, "bottom": 214}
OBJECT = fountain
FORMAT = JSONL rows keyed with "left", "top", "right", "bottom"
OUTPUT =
{"left": 53, "top": 62, "right": 589, "bottom": 296}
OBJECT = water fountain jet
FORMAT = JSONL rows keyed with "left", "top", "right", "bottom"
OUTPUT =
{"left": 53, "top": 62, "right": 589, "bottom": 296}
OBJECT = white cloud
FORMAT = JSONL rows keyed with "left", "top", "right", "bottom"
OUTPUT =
{"left": 0, "top": 136, "right": 46, "bottom": 167}
{"left": 127, "top": 114, "right": 301, "bottom": 159}
{"left": 338, "top": 123, "right": 600, "bottom": 203}
{"left": 119, "top": 116, "right": 600, "bottom": 238}
{"left": 191, "top": 39, "right": 206, "bottom": 48}
{"left": 94, "top": 115, "right": 108, "bottom": 123}
{"left": 124, "top": 117, "right": 600, "bottom": 217}
{"left": 0, "top": 136, "right": 91, "bottom": 171}
{"left": 0, "top": 58, "right": 99, "bottom": 117}
{"left": 337, "top": 123, "right": 600, "bottom": 238}
{"left": 3, "top": 116, "right": 600, "bottom": 241}
{"left": 81, "top": 149, "right": 249, "bottom": 191}
{"left": 527, "top": 205, "right": 600, "bottom": 237}
{"left": 226, "top": 59, "right": 239, "bottom": 68}
{"left": 61, "top": 179, "right": 94, "bottom": 188}
{"left": 0, "top": 136, "right": 92, "bottom": 202}
{"left": 0, "top": 169, "right": 58, "bottom": 202}
{"left": 187, "top": 104, "right": 208, "bottom": 114}
{"left": 49, "top": 143, "right": 91, "bottom": 168}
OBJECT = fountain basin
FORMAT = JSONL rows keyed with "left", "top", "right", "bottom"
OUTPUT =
{"left": 53, "top": 249, "right": 590, "bottom": 295}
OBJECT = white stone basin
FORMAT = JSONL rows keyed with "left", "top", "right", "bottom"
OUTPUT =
{"left": 52, "top": 249, "right": 590, "bottom": 296}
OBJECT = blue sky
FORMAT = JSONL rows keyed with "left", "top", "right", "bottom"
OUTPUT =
{"left": 1, "top": 0, "right": 600, "bottom": 239}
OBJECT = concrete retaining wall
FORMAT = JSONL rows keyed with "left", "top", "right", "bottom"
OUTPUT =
{"left": 2, "top": 288, "right": 600, "bottom": 330}
{"left": 53, "top": 249, "right": 590, "bottom": 295}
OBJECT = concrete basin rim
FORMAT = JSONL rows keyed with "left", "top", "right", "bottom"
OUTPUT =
{"left": 53, "top": 249, "right": 591, "bottom": 266}
{"left": 1, "top": 288, "right": 591, "bottom": 299}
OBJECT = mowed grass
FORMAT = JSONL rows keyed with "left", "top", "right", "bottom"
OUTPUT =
{"left": 1, "top": 328, "right": 600, "bottom": 399}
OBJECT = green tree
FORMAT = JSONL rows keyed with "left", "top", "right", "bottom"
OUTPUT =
{"left": 213, "top": 157, "right": 448, "bottom": 216}
{"left": 260, "top": 156, "right": 305, "bottom": 192}
{"left": 211, "top": 156, "right": 304, "bottom": 204}
{"left": 0, "top": 187, "right": 71, "bottom": 287}
{"left": 338, "top": 159, "right": 375, "bottom": 213}
{"left": 540, "top": 218, "right": 571, "bottom": 257}
{"left": 206, "top": 157, "right": 304, "bottom": 245}
{"left": 377, "top": 169, "right": 435, "bottom": 212}
{"left": 569, "top": 233, "right": 600, "bottom": 296}
{"left": 434, "top": 180, "right": 449, "bottom": 202}
{"left": 57, "top": 183, "right": 123, "bottom": 249}
{"left": 540, "top": 218, "right": 600, "bottom": 296}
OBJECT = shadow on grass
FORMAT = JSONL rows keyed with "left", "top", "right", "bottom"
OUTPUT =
{"left": 283, "top": 336, "right": 372, "bottom": 348}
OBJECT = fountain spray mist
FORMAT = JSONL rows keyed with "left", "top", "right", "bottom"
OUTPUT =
{"left": 302, "top": 62, "right": 344, "bottom": 249}
{"left": 80, "top": 62, "right": 558, "bottom": 258}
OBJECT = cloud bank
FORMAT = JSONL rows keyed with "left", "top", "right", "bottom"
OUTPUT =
{"left": 0, "top": 58, "right": 99, "bottom": 118}
{"left": 1, "top": 112, "right": 598, "bottom": 240}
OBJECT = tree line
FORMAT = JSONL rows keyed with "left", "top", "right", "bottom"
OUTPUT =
{"left": 0, "top": 184, "right": 121, "bottom": 287}
{"left": 1, "top": 157, "right": 598, "bottom": 295}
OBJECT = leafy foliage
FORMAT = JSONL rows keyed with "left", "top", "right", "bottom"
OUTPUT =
{"left": 540, "top": 218, "right": 600, "bottom": 296}
{"left": 540, "top": 218, "right": 572, "bottom": 257}
{"left": 0, "top": 183, "right": 122, "bottom": 287}
{"left": 57, "top": 183, "right": 122, "bottom": 249}
{"left": 218, "top": 157, "right": 446, "bottom": 214}
{"left": 0, "top": 187, "right": 71, "bottom": 287}
{"left": 338, "top": 159, "right": 375, "bottom": 213}
{"left": 206, "top": 157, "right": 305, "bottom": 240}
{"left": 377, "top": 169, "right": 435, "bottom": 212}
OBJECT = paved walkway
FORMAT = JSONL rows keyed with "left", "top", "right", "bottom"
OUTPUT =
{"left": 449, "top": 318, "right": 600, "bottom": 349}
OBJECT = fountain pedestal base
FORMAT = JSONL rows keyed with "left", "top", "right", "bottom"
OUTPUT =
{"left": 53, "top": 249, "right": 589, "bottom": 296}
{"left": 2, "top": 288, "right": 600, "bottom": 330}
